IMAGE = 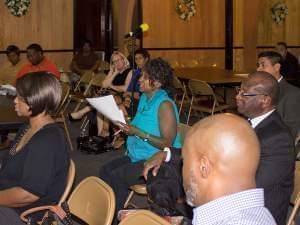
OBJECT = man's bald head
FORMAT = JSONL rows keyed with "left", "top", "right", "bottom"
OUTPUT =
{"left": 182, "top": 113, "right": 260, "bottom": 207}
{"left": 236, "top": 71, "right": 279, "bottom": 118}
{"left": 248, "top": 71, "right": 279, "bottom": 105}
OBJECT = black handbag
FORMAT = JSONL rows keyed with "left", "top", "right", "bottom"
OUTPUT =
{"left": 24, "top": 202, "right": 73, "bottom": 225}
{"left": 77, "top": 135, "right": 109, "bottom": 154}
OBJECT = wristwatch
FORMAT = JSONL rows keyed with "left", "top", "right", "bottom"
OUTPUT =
{"left": 143, "top": 132, "right": 150, "bottom": 142}
{"left": 163, "top": 147, "right": 171, "bottom": 162}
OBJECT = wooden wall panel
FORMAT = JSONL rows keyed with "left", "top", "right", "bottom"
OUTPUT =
{"left": 257, "top": 0, "right": 300, "bottom": 45}
{"left": 142, "top": 0, "right": 225, "bottom": 48}
{"left": 0, "top": 0, "right": 73, "bottom": 70}
{"left": 0, "top": 0, "right": 73, "bottom": 50}
{"left": 233, "top": 0, "right": 300, "bottom": 71}
{"left": 148, "top": 50, "right": 225, "bottom": 69}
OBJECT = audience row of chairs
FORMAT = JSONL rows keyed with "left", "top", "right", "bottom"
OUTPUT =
{"left": 19, "top": 159, "right": 300, "bottom": 225}
{"left": 19, "top": 158, "right": 171, "bottom": 225}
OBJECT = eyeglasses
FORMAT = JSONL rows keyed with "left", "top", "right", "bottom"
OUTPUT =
{"left": 236, "top": 88, "right": 268, "bottom": 97}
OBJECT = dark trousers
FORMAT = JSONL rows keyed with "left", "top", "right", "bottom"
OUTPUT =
{"left": 0, "top": 207, "right": 24, "bottom": 225}
{"left": 99, "top": 156, "right": 145, "bottom": 219}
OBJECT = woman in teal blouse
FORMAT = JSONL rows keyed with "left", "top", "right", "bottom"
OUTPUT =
{"left": 99, "top": 58, "right": 182, "bottom": 218}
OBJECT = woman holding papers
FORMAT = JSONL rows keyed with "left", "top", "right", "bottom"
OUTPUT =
{"left": 69, "top": 50, "right": 149, "bottom": 142}
{"left": 99, "top": 58, "right": 182, "bottom": 219}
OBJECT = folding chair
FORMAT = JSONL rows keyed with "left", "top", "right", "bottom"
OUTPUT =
{"left": 173, "top": 77, "right": 190, "bottom": 116}
{"left": 287, "top": 191, "right": 300, "bottom": 225}
{"left": 20, "top": 159, "right": 76, "bottom": 222}
{"left": 21, "top": 176, "right": 115, "bottom": 225}
{"left": 187, "top": 79, "right": 229, "bottom": 125}
{"left": 54, "top": 83, "right": 74, "bottom": 150}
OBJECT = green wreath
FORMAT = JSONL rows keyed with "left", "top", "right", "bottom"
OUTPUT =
{"left": 5, "top": 0, "right": 31, "bottom": 17}
{"left": 270, "top": 2, "right": 288, "bottom": 24}
{"left": 176, "top": 0, "right": 196, "bottom": 21}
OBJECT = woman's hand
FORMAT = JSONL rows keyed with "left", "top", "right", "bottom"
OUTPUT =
{"left": 117, "top": 122, "right": 141, "bottom": 136}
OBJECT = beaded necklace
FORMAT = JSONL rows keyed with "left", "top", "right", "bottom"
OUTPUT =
{"left": 9, "top": 125, "right": 30, "bottom": 156}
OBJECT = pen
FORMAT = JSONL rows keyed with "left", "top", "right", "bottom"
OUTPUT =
{"left": 113, "top": 129, "right": 122, "bottom": 136}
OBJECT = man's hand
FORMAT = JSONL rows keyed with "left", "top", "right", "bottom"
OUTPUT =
{"left": 143, "top": 151, "right": 166, "bottom": 180}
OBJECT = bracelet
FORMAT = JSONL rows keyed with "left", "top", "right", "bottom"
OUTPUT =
{"left": 163, "top": 147, "right": 171, "bottom": 162}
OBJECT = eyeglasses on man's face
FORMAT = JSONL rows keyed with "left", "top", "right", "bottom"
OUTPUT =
{"left": 235, "top": 87, "right": 268, "bottom": 97}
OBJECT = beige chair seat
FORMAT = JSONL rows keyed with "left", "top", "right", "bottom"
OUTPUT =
{"left": 119, "top": 210, "right": 171, "bottom": 225}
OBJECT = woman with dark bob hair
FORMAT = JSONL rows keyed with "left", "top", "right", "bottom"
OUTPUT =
{"left": 0, "top": 72, "right": 70, "bottom": 224}
{"left": 99, "top": 58, "right": 182, "bottom": 218}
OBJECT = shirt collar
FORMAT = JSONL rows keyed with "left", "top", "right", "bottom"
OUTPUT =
{"left": 278, "top": 76, "right": 283, "bottom": 82}
{"left": 193, "top": 188, "right": 265, "bottom": 225}
{"left": 250, "top": 109, "right": 275, "bottom": 128}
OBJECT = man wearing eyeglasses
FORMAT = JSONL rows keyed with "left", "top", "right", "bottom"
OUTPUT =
{"left": 235, "top": 71, "right": 295, "bottom": 225}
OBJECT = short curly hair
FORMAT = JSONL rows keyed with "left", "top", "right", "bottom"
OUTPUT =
{"left": 143, "top": 58, "right": 174, "bottom": 98}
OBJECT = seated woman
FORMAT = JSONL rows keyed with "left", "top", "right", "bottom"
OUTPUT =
{"left": 124, "top": 48, "right": 150, "bottom": 116}
{"left": 99, "top": 58, "right": 182, "bottom": 217}
{"left": 69, "top": 51, "right": 132, "bottom": 137}
{"left": 0, "top": 72, "right": 70, "bottom": 224}
{"left": 70, "top": 39, "right": 100, "bottom": 83}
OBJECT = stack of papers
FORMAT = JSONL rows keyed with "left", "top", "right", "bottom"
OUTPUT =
{"left": 0, "top": 84, "right": 16, "bottom": 96}
{"left": 86, "top": 95, "right": 126, "bottom": 124}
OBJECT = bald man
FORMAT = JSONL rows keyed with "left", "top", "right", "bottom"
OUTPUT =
{"left": 183, "top": 113, "right": 275, "bottom": 224}
{"left": 236, "top": 71, "right": 295, "bottom": 225}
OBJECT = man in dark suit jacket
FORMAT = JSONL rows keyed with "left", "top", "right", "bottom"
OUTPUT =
{"left": 257, "top": 51, "right": 300, "bottom": 141}
{"left": 276, "top": 42, "right": 299, "bottom": 78}
{"left": 236, "top": 71, "right": 295, "bottom": 225}
{"left": 143, "top": 71, "right": 295, "bottom": 225}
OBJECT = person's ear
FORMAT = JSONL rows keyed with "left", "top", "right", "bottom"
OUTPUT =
{"left": 153, "top": 80, "right": 162, "bottom": 89}
{"left": 274, "top": 63, "right": 281, "bottom": 72}
{"left": 199, "top": 156, "right": 210, "bottom": 178}
{"left": 262, "top": 95, "right": 272, "bottom": 108}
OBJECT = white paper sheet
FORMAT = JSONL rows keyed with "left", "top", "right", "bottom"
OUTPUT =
{"left": 86, "top": 95, "right": 126, "bottom": 124}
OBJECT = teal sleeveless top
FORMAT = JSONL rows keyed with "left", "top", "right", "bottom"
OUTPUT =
{"left": 127, "top": 89, "right": 182, "bottom": 162}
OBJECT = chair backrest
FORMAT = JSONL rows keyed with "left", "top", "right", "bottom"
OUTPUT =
{"left": 74, "top": 70, "right": 95, "bottom": 92}
{"left": 95, "top": 51, "right": 105, "bottom": 61}
{"left": 286, "top": 191, "right": 300, "bottom": 225}
{"left": 58, "top": 159, "right": 76, "bottom": 205}
{"left": 90, "top": 72, "right": 107, "bottom": 88}
{"left": 291, "top": 161, "right": 300, "bottom": 204}
{"left": 178, "top": 123, "right": 191, "bottom": 144}
{"left": 54, "top": 82, "right": 71, "bottom": 116}
{"left": 118, "top": 210, "right": 171, "bottom": 225}
{"left": 173, "top": 76, "right": 184, "bottom": 90}
{"left": 98, "top": 60, "right": 110, "bottom": 72}
{"left": 68, "top": 176, "right": 115, "bottom": 225}
{"left": 19, "top": 159, "right": 76, "bottom": 223}
{"left": 188, "top": 79, "right": 215, "bottom": 97}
